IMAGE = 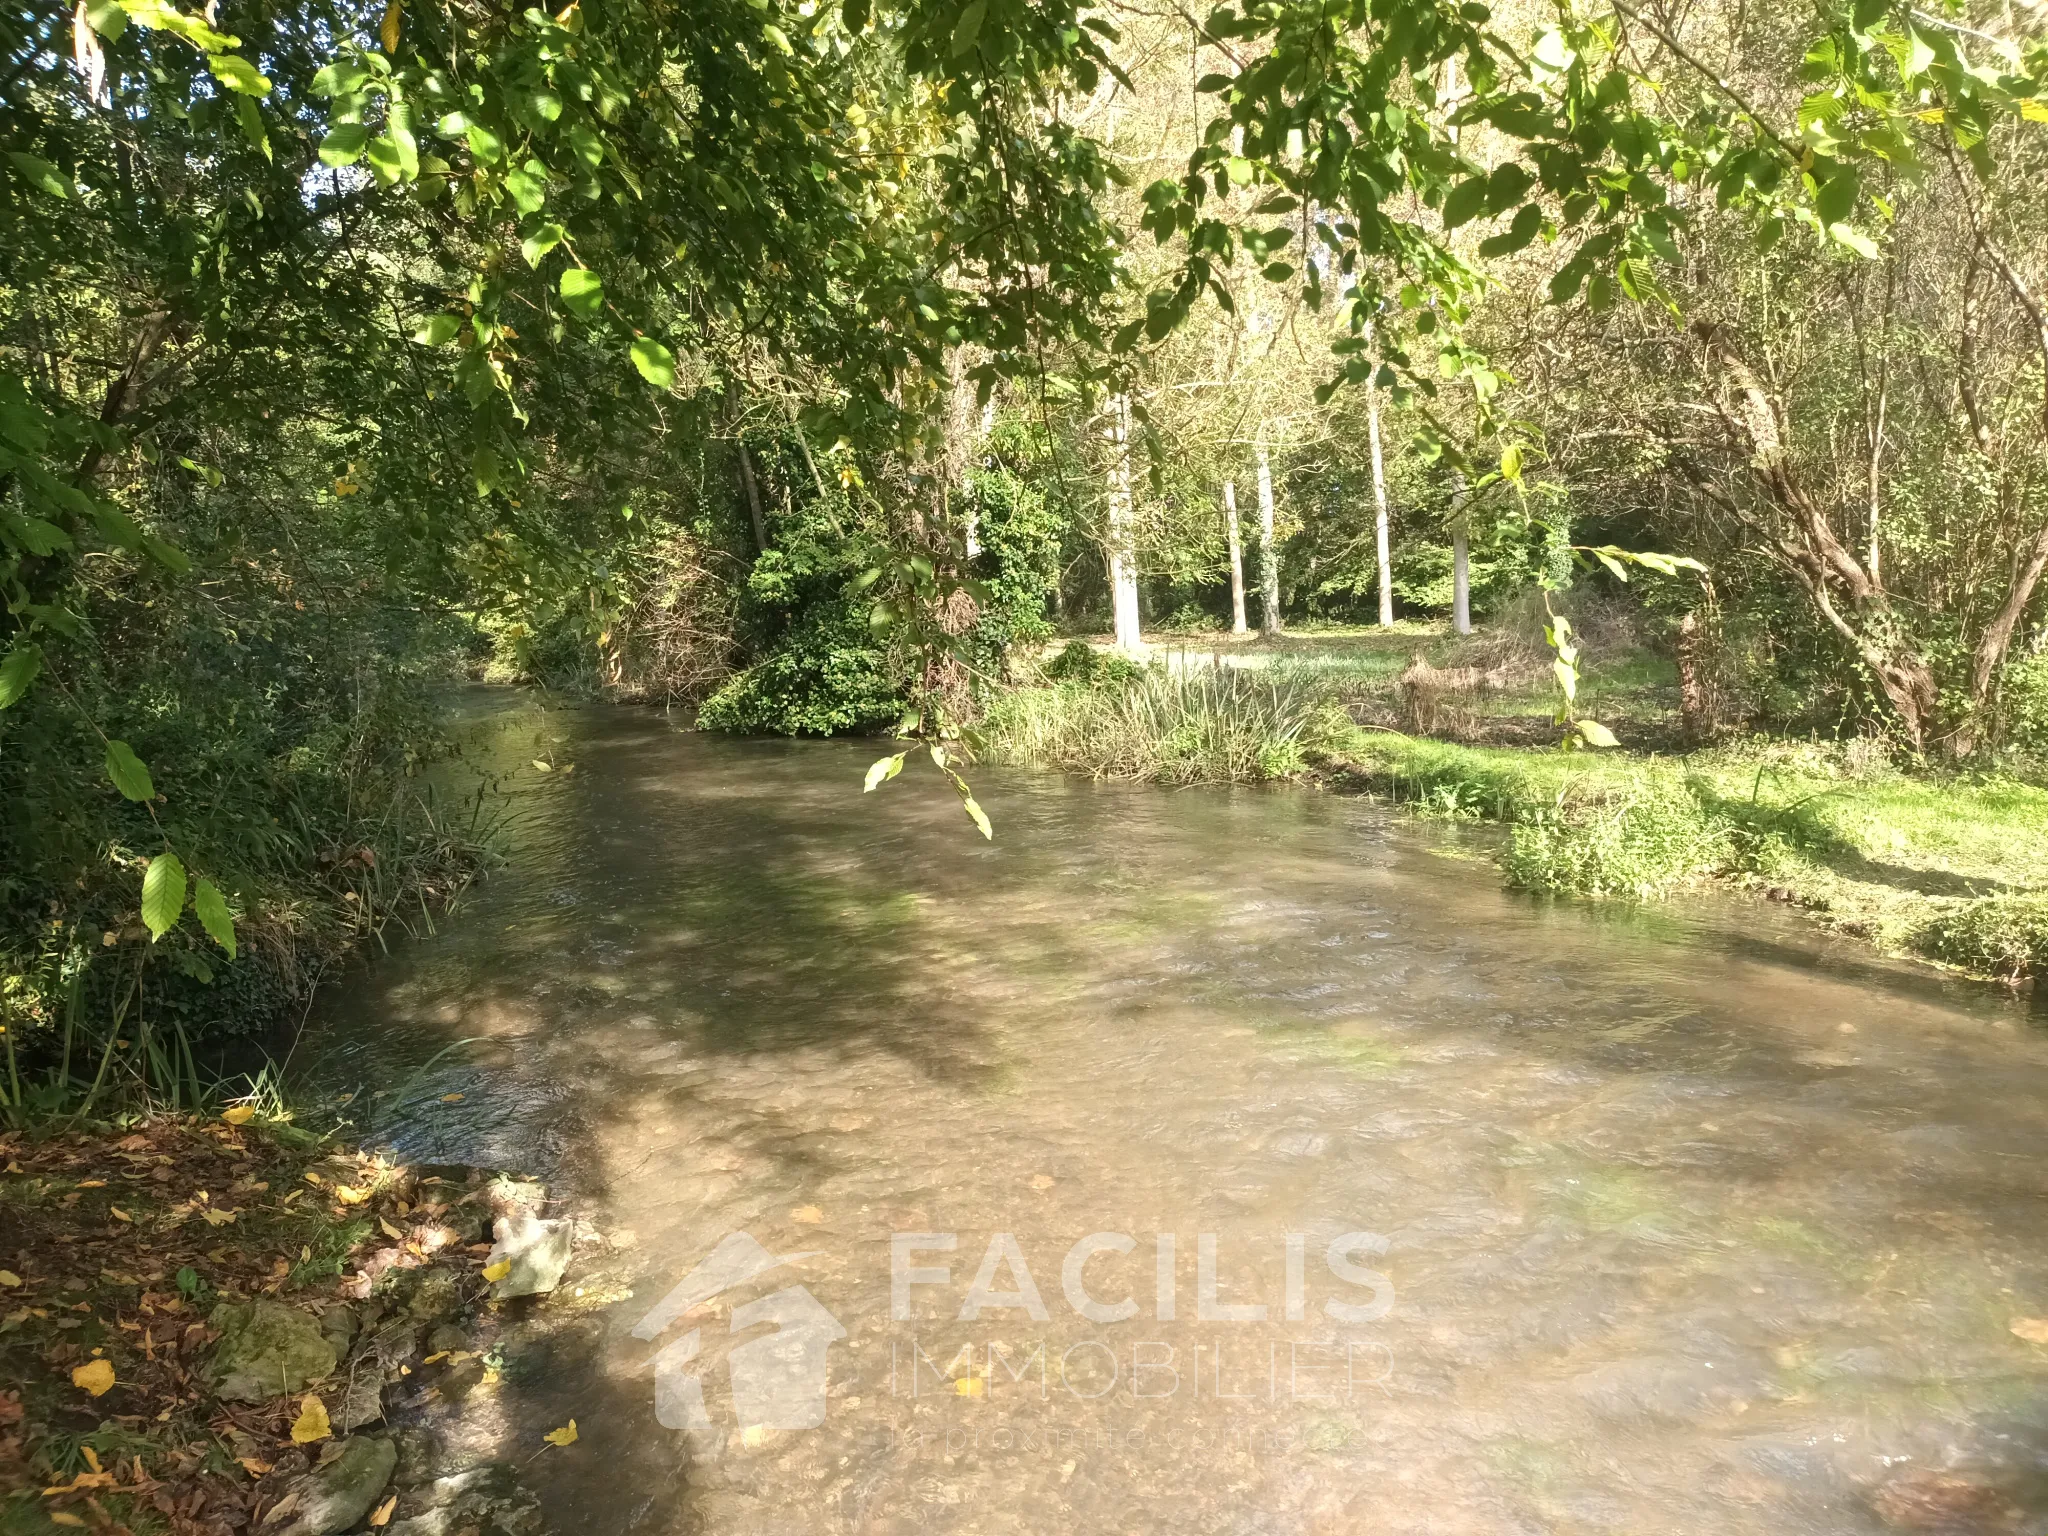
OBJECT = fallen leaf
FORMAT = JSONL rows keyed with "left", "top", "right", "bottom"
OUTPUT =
{"left": 221, "top": 1105, "right": 256, "bottom": 1125}
{"left": 482, "top": 1260, "right": 511, "bottom": 1283}
{"left": 333, "top": 1185, "right": 371, "bottom": 1205}
{"left": 238, "top": 1456, "right": 273, "bottom": 1478}
{"left": 2011, "top": 1318, "right": 2048, "bottom": 1344}
{"left": 379, "top": 1218, "right": 404, "bottom": 1239}
{"left": 791, "top": 1205, "right": 823, "bottom": 1224}
{"left": 439, "top": 1093, "right": 464, "bottom": 1103}
{"left": 740, "top": 1423, "right": 770, "bottom": 1447}
{"left": 109, "top": 1206, "right": 133, "bottom": 1222}
{"left": 543, "top": 1419, "right": 578, "bottom": 1447}
{"left": 1029, "top": 1174, "right": 1055, "bottom": 1190}
{"left": 71, "top": 1358, "right": 116, "bottom": 1397}
{"left": 955, "top": 1376, "right": 985, "bottom": 1396}
{"left": 0, "top": 1270, "right": 19, "bottom": 1287}
{"left": 369, "top": 1494, "right": 397, "bottom": 1527}
{"left": 290, "top": 1394, "right": 331, "bottom": 1444}
{"left": 201, "top": 1207, "right": 237, "bottom": 1227}
{"left": 77, "top": 1179, "right": 106, "bottom": 1189}
{"left": 48, "top": 1514, "right": 86, "bottom": 1528}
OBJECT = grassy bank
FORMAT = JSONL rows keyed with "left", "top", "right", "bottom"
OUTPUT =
{"left": 982, "top": 638, "right": 2048, "bottom": 985}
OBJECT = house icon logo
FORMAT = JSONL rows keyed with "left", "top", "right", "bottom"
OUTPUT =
{"left": 632, "top": 1232, "right": 846, "bottom": 1441}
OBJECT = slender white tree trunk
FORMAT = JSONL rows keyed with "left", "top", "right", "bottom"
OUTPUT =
{"left": 1224, "top": 480, "right": 1249, "bottom": 635}
{"left": 1450, "top": 476, "right": 1471, "bottom": 635}
{"left": 1365, "top": 343, "right": 1393, "bottom": 628}
{"left": 1105, "top": 393, "right": 1143, "bottom": 652}
{"left": 1255, "top": 435, "right": 1282, "bottom": 635}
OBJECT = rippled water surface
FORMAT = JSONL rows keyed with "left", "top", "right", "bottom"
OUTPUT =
{"left": 310, "top": 692, "right": 2048, "bottom": 1535}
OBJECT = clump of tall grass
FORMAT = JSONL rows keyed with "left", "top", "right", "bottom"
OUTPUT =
{"left": 1502, "top": 781, "right": 1732, "bottom": 898}
{"left": 981, "top": 664, "right": 1341, "bottom": 786}
{"left": 1914, "top": 894, "right": 2048, "bottom": 983}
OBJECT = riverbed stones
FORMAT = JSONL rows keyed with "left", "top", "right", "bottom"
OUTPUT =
{"left": 209, "top": 1299, "right": 339, "bottom": 1402}
{"left": 386, "top": 1462, "right": 543, "bottom": 1536}
{"left": 405, "top": 1266, "right": 463, "bottom": 1325}
{"left": 277, "top": 1433, "right": 397, "bottom": 1536}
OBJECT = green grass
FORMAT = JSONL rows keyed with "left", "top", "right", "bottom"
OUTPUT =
{"left": 1323, "top": 727, "right": 2048, "bottom": 981}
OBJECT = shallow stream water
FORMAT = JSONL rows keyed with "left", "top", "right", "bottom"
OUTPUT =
{"left": 308, "top": 692, "right": 2048, "bottom": 1535}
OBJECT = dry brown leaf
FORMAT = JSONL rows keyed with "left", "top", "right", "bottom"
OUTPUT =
{"left": 2010, "top": 1317, "right": 2048, "bottom": 1344}
{"left": 790, "top": 1206, "right": 823, "bottom": 1224}
{"left": 369, "top": 1494, "right": 397, "bottom": 1527}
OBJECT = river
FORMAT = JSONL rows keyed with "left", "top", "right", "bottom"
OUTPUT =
{"left": 306, "top": 691, "right": 2048, "bottom": 1535}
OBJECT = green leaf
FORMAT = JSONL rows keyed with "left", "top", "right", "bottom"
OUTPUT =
{"left": 950, "top": 0, "right": 986, "bottom": 54}
{"left": 504, "top": 159, "right": 546, "bottom": 212}
{"left": 1443, "top": 176, "right": 1487, "bottom": 229}
{"left": 761, "top": 21, "right": 793, "bottom": 53}
{"left": 960, "top": 793, "right": 993, "bottom": 840}
{"left": 194, "top": 877, "right": 236, "bottom": 959}
{"left": 466, "top": 121, "right": 505, "bottom": 165}
{"left": 520, "top": 221, "right": 565, "bottom": 267}
{"left": 559, "top": 267, "right": 604, "bottom": 319}
{"left": 864, "top": 752, "right": 907, "bottom": 792}
{"left": 1574, "top": 718, "right": 1620, "bottom": 749}
{"left": 0, "top": 644, "right": 42, "bottom": 710}
{"left": 412, "top": 313, "right": 464, "bottom": 345}
{"left": 1551, "top": 657, "right": 1577, "bottom": 704}
{"left": 629, "top": 337, "right": 675, "bottom": 388}
{"left": 472, "top": 444, "right": 501, "bottom": 495}
{"left": 106, "top": 739, "right": 155, "bottom": 802}
{"left": 84, "top": 0, "right": 127, "bottom": 40}
{"left": 842, "top": 0, "right": 869, "bottom": 29}
{"left": 6, "top": 153, "right": 71, "bottom": 198}
{"left": 207, "top": 53, "right": 271, "bottom": 95}
{"left": 318, "top": 122, "right": 370, "bottom": 167}
{"left": 1828, "top": 222, "right": 1880, "bottom": 259}
{"left": 142, "top": 853, "right": 187, "bottom": 942}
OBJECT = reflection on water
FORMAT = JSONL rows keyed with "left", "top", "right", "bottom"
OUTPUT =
{"left": 308, "top": 691, "right": 2048, "bottom": 1535}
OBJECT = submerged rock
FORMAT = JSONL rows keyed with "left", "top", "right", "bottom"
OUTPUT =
{"left": 209, "top": 1299, "right": 339, "bottom": 1402}
{"left": 387, "top": 1462, "right": 543, "bottom": 1536}
{"left": 278, "top": 1434, "right": 397, "bottom": 1536}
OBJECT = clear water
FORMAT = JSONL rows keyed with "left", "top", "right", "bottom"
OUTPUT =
{"left": 309, "top": 692, "right": 2048, "bottom": 1535}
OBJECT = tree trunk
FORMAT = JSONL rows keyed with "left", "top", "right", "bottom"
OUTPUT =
{"left": 1255, "top": 436, "right": 1281, "bottom": 636}
{"left": 1224, "top": 479, "right": 1249, "bottom": 635}
{"left": 1365, "top": 349, "right": 1393, "bottom": 628}
{"left": 736, "top": 440, "right": 768, "bottom": 555}
{"left": 1105, "top": 392, "right": 1143, "bottom": 652}
{"left": 947, "top": 347, "right": 981, "bottom": 559}
{"left": 1692, "top": 320, "right": 1942, "bottom": 748}
{"left": 1450, "top": 475, "right": 1471, "bottom": 636}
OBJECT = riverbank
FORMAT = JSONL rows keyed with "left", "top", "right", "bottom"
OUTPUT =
{"left": 980, "top": 648, "right": 2048, "bottom": 986}
{"left": 0, "top": 1110, "right": 579, "bottom": 1535}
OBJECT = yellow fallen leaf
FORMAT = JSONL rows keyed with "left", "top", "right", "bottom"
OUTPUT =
{"left": 82, "top": 1447, "right": 102, "bottom": 1475}
{"left": 333, "top": 1185, "right": 370, "bottom": 1205}
{"left": 955, "top": 1376, "right": 984, "bottom": 1396}
{"left": 790, "top": 1205, "right": 823, "bottom": 1224}
{"left": 1029, "top": 1174, "right": 1055, "bottom": 1190}
{"left": 200, "top": 1207, "right": 237, "bottom": 1227}
{"left": 49, "top": 1514, "right": 85, "bottom": 1528}
{"left": 543, "top": 1419, "right": 578, "bottom": 1447}
{"left": 109, "top": 1206, "right": 132, "bottom": 1222}
{"left": 482, "top": 1259, "right": 511, "bottom": 1283}
{"left": 71, "top": 1359, "right": 116, "bottom": 1397}
{"left": 369, "top": 1494, "right": 397, "bottom": 1527}
{"left": 439, "top": 1093, "right": 464, "bottom": 1103}
{"left": 380, "top": 1218, "right": 404, "bottom": 1239}
{"left": 2011, "top": 1317, "right": 2048, "bottom": 1344}
{"left": 0, "top": 1270, "right": 20, "bottom": 1287}
{"left": 220, "top": 1105, "right": 256, "bottom": 1125}
{"left": 77, "top": 1180, "right": 105, "bottom": 1189}
{"left": 740, "top": 1424, "right": 770, "bottom": 1448}
{"left": 423, "top": 1350, "right": 448, "bottom": 1365}
{"left": 290, "top": 1394, "right": 331, "bottom": 1445}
